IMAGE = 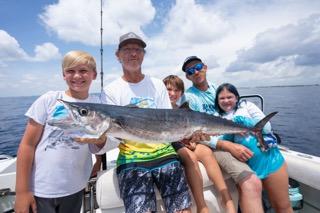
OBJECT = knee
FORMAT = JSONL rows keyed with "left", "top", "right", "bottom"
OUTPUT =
{"left": 273, "top": 202, "right": 292, "bottom": 213}
{"left": 271, "top": 198, "right": 292, "bottom": 212}
{"left": 239, "top": 174, "right": 262, "bottom": 196}
{"left": 181, "top": 152, "right": 199, "bottom": 168}
{"left": 188, "top": 154, "right": 199, "bottom": 168}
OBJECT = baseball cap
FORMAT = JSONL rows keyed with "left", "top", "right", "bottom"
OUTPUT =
{"left": 182, "top": 56, "right": 202, "bottom": 72}
{"left": 118, "top": 32, "right": 146, "bottom": 49}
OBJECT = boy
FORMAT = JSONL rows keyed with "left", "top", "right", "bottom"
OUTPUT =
{"left": 163, "top": 75, "right": 236, "bottom": 213}
{"left": 14, "top": 50, "right": 106, "bottom": 213}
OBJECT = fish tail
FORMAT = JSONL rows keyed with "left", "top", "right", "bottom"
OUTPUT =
{"left": 253, "top": 111, "right": 278, "bottom": 151}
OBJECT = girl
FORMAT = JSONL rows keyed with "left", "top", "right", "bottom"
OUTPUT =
{"left": 215, "top": 83, "right": 292, "bottom": 213}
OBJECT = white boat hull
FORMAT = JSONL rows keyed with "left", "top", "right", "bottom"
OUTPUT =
{"left": 0, "top": 156, "right": 16, "bottom": 212}
{"left": 1, "top": 147, "right": 320, "bottom": 212}
{"left": 279, "top": 146, "right": 320, "bottom": 212}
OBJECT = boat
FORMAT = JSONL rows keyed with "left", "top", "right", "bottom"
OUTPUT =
{"left": 1, "top": 145, "right": 320, "bottom": 213}
{"left": 0, "top": 155, "right": 16, "bottom": 213}
{"left": 1, "top": 95, "right": 319, "bottom": 212}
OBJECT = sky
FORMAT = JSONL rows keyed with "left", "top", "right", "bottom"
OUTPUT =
{"left": 0, "top": 0, "right": 319, "bottom": 97}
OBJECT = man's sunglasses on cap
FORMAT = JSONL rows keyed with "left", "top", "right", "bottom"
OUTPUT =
{"left": 186, "top": 63, "right": 204, "bottom": 76}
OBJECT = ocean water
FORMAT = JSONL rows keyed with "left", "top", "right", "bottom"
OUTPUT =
{"left": 0, "top": 85, "right": 319, "bottom": 157}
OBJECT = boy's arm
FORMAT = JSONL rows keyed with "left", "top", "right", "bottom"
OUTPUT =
{"left": 15, "top": 118, "right": 44, "bottom": 213}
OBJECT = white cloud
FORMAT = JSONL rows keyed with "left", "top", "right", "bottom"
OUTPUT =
{"left": 143, "top": 0, "right": 320, "bottom": 87}
{"left": 40, "top": 0, "right": 155, "bottom": 46}
{"left": 2, "top": 0, "right": 320, "bottom": 97}
{"left": 0, "top": 30, "right": 28, "bottom": 61}
{"left": 0, "top": 70, "right": 65, "bottom": 97}
{"left": 30, "top": 42, "right": 61, "bottom": 62}
{"left": 162, "top": 0, "right": 231, "bottom": 45}
{"left": 0, "top": 30, "right": 60, "bottom": 64}
{"left": 227, "top": 14, "right": 320, "bottom": 72}
{"left": 142, "top": 0, "right": 230, "bottom": 73}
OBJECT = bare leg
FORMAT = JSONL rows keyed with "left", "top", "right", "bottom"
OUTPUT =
{"left": 263, "top": 163, "right": 293, "bottom": 213}
{"left": 194, "top": 144, "right": 236, "bottom": 213}
{"left": 178, "top": 147, "right": 209, "bottom": 213}
{"left": 238, "top": 174, "right": 263, "bottom": 213}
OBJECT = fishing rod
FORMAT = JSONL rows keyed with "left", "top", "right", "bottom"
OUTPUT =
{"left": 100, "top": 0, "right": 104, "bottom": 94}
{"left": 100, "top": 0, "right": 107, "bottom": 171}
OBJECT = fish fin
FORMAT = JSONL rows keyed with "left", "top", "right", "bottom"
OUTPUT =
{"left": 254, "top": 111, "right": 278, "bottom": 130}
{"left": 179, "top": 101, "right": 191, "bottom": 110}
{"left": 253, "top": 111, "right": 278, "bottom": 151}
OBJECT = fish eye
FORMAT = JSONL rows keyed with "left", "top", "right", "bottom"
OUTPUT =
{"left": 78, "top": 108, "right": 88, "bottom": 116}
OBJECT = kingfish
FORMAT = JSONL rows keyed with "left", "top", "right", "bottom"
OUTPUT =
{"left": 47, "top": 100, "right": 277, "bottom": 150}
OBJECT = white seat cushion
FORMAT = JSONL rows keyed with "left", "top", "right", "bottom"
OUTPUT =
{"left": 96, "top": 160, "right": 232, "bottom": 209}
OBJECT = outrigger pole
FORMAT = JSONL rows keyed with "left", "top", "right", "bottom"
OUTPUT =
{"left": 100, "top": 0, "right": 104, "bottom": 93}
{"left": 100, "top": 0, "right": 107, "bottom": 171}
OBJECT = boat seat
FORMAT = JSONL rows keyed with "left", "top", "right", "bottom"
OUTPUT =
{"left": 96, "top": 159, "right": 234, "bottom": 210}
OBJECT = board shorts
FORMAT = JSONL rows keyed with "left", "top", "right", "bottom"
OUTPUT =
{"left": 117, "top": 160, "right": 192, "bottom": 213}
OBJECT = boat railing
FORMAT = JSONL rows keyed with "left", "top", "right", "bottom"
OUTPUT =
{"left": 240, "top": 94, "right": 264, "bottom": 112}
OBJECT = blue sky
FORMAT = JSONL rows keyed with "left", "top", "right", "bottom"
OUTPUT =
{"left": 0, "top": 0, "right": 319, "bottom": 97}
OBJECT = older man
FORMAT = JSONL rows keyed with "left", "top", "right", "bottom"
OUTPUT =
{"left": 101, "top": 32, "right": 192, "bottom": 213}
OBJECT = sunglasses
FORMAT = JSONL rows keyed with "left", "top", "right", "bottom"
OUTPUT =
{"left": 185, "top": 63, "right": 204, "bottom": 75}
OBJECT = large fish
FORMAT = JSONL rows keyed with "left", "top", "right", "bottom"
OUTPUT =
{"left": 47, "top": 100, "right": 277, "bottom": 150}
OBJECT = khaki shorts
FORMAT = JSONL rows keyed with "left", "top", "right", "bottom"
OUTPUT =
{"left": 213, "top": 150, "right": 253, "bottom": 184}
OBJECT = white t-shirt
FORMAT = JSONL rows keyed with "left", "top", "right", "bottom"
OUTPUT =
{"left": 102, "top": 75, "right": 171, "bottom": 109}
{"left": 26, "top": 91, "right": 100, "bottom": 197}
{"left": 100, "top": 75, "right": 175, "bottom": 164}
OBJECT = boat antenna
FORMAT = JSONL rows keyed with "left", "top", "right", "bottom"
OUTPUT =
{"left": 100, "top": 0, "right": 104, "bottom": 94}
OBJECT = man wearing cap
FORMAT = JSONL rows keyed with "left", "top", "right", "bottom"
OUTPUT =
{"left": 182, "top": 56, "right": 264, "bottom": 213}
{"left": 101, "top": 32, "right": 192, "bottom": 213}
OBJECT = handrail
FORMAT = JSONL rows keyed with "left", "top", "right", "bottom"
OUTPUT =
{"left": 240, "top": 94, "right": 264, "bottom": 112}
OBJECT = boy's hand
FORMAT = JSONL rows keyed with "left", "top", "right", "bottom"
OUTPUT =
{"left": 180, "top": 130, "right": 211, "bottom": 151}
{"left": 185, "top": 142, "right": 197, "bottom": 151}
{"left": 14, "top": 191, "right": 37, "bottom": 213}
{"left": 74, "top": 134, "right": 107, "bottom": 148}
{"left": 182, "top": 130, "right": 211, "bottom": 144}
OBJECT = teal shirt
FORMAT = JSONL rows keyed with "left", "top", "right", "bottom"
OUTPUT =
{"left": 184, "top": 82, "right": 219, "bottom": 148}
{"left": 222, "top": 115, "right": 284, "bottom": 179}
{"left": 184, "top": 82, "right": 217, "bottom": 115}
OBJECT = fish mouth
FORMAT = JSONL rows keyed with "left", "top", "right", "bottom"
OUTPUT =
{"left": 47, "top": 99, "right": 79, "bottom": 127}
{"left": 55, "top": 99, "right": 111, "bottom": 136}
